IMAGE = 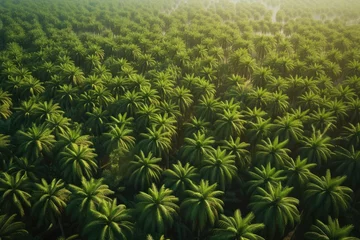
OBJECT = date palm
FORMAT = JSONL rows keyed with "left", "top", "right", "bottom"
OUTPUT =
{"left": 31, "top": 178, "right": 70, "bottom": 233}
{"left": 303, "top": 170, "right": 353, "bottom": 219}
{"left": 249, "top": 183, "right": 300, "bottom": 240}
{"left": 273, "top": 115, "right": 304, "bottom": 143}
{"left": 181, "top": 180, "right": 224, "bottom": 232}
{"left": 268, "top": 91, "right": 289, "bottom": 118}
{"left": 171, "top": 86, "right": 193, "bottom": 114}
{"left": 211, "top": 209, "right": 264, "bottom": 240}
{"left": 36, "top": 100, "right": 64, "bottom": 122}
{"left": 163, "top": 161, "right": 199, "bottom": 198}
{"left": 13, "top": 100, "right": 39, "bottom": 127}
{"left": 247, "top": 117, "right": 274, "bottom": 146}
{"left": 200, "top": 147, "right": 237, "bottom": 190}
{"left": 135, "top": 104, "right": 159, "bottom": 131}
{"left": 342, "top": 123, "right": 360, "bottom": 148}
{"left": 150, "top": 113, "right": 177, "bottom": 137}
{"left": 195, "top": 95, "right": 221, "bottom": 123}
{"left": 46, "top": 114, "right": 71, "bottom": 136}
{"left": 67, "top": 178, "right": 114, "bottom": 223}
{"left": 138, "top": 126, "right": 172, "bottom": 159}
{"left": 56, "top": 128, "right": 93, "bottom": 151}
{"left": 128, "top": 151, "right": 162, "bottom": 191}
{"left": 248, "top": 87, "right": 271, "bottom": 109}
{"left": 309, "top": 108, "right": 337, "bottom": 132}
{"left": 58, "top": 143, "right": 98, "bottom": 184}
{"left": 16, "top": 123, "right": 55, "bottom": 160}
{"left": 305, "top": 216, "right": 356, "bottom": 240}
{"left": 135, "top": 184, "right": 179, "bottom": 235}
{"left": 222, "top": 136, "right": 250, "bottom": 170}
{"left": 139, "top": 86, "right": 160, "bottom": 106}
{"left": 0, "top": 214, "right": 28, "bottom": 239}
{"left": 83, "top": 199, "right": 133, "bottom": 240}
{"left": 215, "top": 109, "right": 246, "bottom": 140}
{"left": 184, "top": 116, "right": 210, "bottom": 137}
{"left": 0, "top": 172, "right": 31, "bottom": 217}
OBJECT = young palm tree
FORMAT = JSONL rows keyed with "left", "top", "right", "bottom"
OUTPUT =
{"left": 211, "top": 209, "right": 264, "bottom": 240}
{"left": 303, "top": 170, "right": 353, "bottom": 219}
{"left": 305, "top": 216, "right": 356, "bottom": 240}
{"left": 58, "top": 143, "right": 98, "bottom": 184}
{"left": 0, "top": 172, "right": 31, "bottom": 217}
{"left": 180, "top": 180, "right": 224, "bottom": 234}
{"left": 67, "top": 178, "right": 114, "bottom": 223}
{"left": 135, "top": 184, "right": 179, "bottom": 235}
{"left": 83, "top": 199, "right": 133, "bottom": 240}
{"left": 128, "top": 151, "right": 162, "bottom": 191}
{"left": 16, "top": 123, "right": 55, "bottom": 160}
{"left": 200, "top": 147, "right": 237, "bottom": 191}
{"left": 163, "top": 161, "right": 199, "bottom": 198}
{"left": 249, "top": 183, "right": 300, "bottom": 240}
{"left": 31, "top": 178, "right": 70, "bottom": 235}
{"left": 0, "top": 214, "right": 28, "bottom": 239}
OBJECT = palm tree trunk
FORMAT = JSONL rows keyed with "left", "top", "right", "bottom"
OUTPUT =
{"left": 58, "top": 216, "right": 65, "bottom": 238}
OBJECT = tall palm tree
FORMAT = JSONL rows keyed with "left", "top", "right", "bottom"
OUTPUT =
{"left": 16, "top": 123, "right": 55, "bottom": 160}
{"left": 67, "top": 178, "right": 114, "bottom": 223}
{"left": 31, "top": 178, "right": 70, "bottom": 236}
{"left": 249, "top": 183, "right": 300, "bottom": 240}
{"left": 305, "top": 216, "right": 356, "bottom": 240}
{"left": 200, "top": 147, "right": 237, "bottom": 190}
{"left": 0, "top": 214, "right": 28, "bottom": 239}
{"left": 58, "top": 143, "right": 98, "bottom": 184}
{"left": 195, "top": 95, "right": 221, "bottom": 123}
{"left": 211, "top": 209, "right": 264, "bottom": 240}
{"left": 128, "top": 151, "right": 162, "bottom": 191}
{"left": 135, "top": 184, "right": 179, "bottom": 235}
{"left": 303, "top": 170, "right": 353, "bottom": 219}
{"left": 171, "top": 86, "right": 193, "bottom": 114}
{"left": 83, "top": 199, "right": 133, "bottom": 240}
{"left": 0, "top": 172, "right": 31, "bottom": 217}
{"left": 163, "top": 161, "right": 199, "bottom": 198}
{"left": 150, "top": 113, "right": 177, "bottom": 137}
{"left": 273, "top": 115, "right": 304, "bottom": 143}
{"left": 181, "top": 180, "right": 224, "bottom": 234}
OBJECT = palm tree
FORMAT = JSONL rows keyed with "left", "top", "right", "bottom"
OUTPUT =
{"left": 285, "top": 155, "right": 316, "bottom": 191}
{"left": 211, "top": 209, "right": 264, "bottom": 240}
{"left": 221, "top": 136, "right": 250, "bottom": 170}
{"left": 85, "top": 107, "right": 109, "bottom": 136}
{"left": 0, "top": 172, "right": 31, "bottom": 217}
{"left": 117, "top": 90, "right": 142, "bottom": 116}
{"left": 103, "top": 125, "right": 135, "bottom": 154}
{"left": 138, "top": 126, "right": 172, "bottom": 164}
{"left": 16, "top": 123, "right": 55, "bottom": 160}
{"left": 0, "top": 214, "right": 28, "bottom": 239}
{"left": 215, "top": 109, "right": 246, "bottom": 140}
{"left": 36, "top": 100, "right": 64, "bottom": 122}
{"left": 83, "top": 199, "right": 133, "bottom": 240}
{"left": 181, "top": 180, "right": 224, "bottom": 234}
{"left": 56, "top": 128, "right": 93, "bottom": 151}
{"left": 181, "top": 132, "right": 215, "bottom": 166}
{"left": 59, "top": 63, "right": 85, "bottom": 86}
{"left": 139, "top": 86, "right": 160, "bottom": 106}
{"left": 171, "top": 86, "right": 193, "bottom": 114}
{"left": 247, "top": 117, "right": 274, "bottom": 146}
{"left": 249, "top": 183, "right": 300, "bottom": 240}
{"left": 163, "top": 161, "right": 199, "bottom": 198}
{"left": 67, "top": 177, "right": 114, "bottom": 223}
{"left": 150, "top": 113, "right": 177, "bottom": 137}
{"left": 135, "top": 104, "right": 159, "bottom": 131}
{"left": 334, "top": 145, "right": 360, "bottom": 188}
{"left": 268, "top": 91, "right": 289, "bottom": 118}
{"left": 128, "top": 151, "right": 162, "bottom": 191}
{"left": 195, "top": 95, "right": 221, "bottom": 123}
{"left": 342, "top": 123, "right": 360, "bottom": 148}
{"left": 246, "top": 163, "right": 286, "bottom": 197}
{"left": 135, "top": 184, "right": 179, "bottom": 235}
{"left": 46, "top": 114, "right": 72, "bottom": 136}
{"left": 305, "top": 216, "right": 356, "bottom": 240}
{"left": 184, "top": 116, "right": 210, "bottom": 137}
{"left": 300, "top": 126, "right": 334, "bottom": 166}
{"left": 252, "top": 67, "right": 275, "bottom": 88}
{"left": 303, "top": 170, "right": 353, "bottom": 219}
{"left": 255, "top": 137, "right": 292, "bottom": 168}
{"left": 248, "top": 87, "right": 271, "bottom": 109}
{"left": 200, "top": 147, "right": 237, "bottom": 191}
{"left": 0, "top": 89, "right": 12, "bottom": 120}
{"left": 58, "top": 143, "right": 98, "bottom": 184}
{"left": 309, "top": 108, "right": 337, "bottom": 132}
{"left": 273, "top": 115, "right": 304, "bottom": 143}
{"left": 31, "top": 178, "right": 70, "bottom": 236}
